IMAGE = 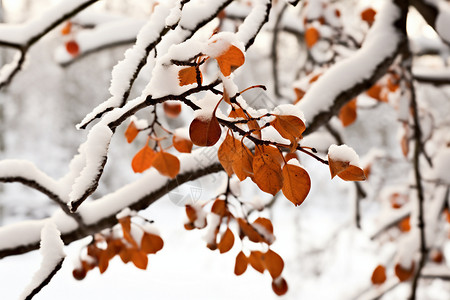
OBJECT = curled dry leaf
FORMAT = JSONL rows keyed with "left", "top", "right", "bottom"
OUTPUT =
{"left": 218, "top": 228, "right": 235, "bottom": 254}
{"left": 178, "top": 66, "right": 202, "bottom": 86}
{"left": 125, "top": 121, "right": 139, "bottom": 143}
{"left": 152, "top": 151, "right": 180, "bottom": 178}
{"left": 234, "top": 251, "right": 248, "bottom": 276}
{"left": 305, "top": 27, "right": 320, "bottom": 48}
{"left": 163, "top": 102, "right": 182, "bottom": 118}
{"left": 395, "top": 262, "right": 415, "bottom": 282}
{"left": 172, "top": 135, "right": 193, "bottom": 153}
{"left": 253, "top": 153, "right": 283, "bottom": 196}
{"left": 282, "top": 164, "right": 311, "bottom": 206}
{"left": 339, "top": 98, "right": 357, "bottom": 127}
{"left": 371, "top": 265, "right": 387, "bottom": 285}
{"left": 132, "top": 145, "right": 156, "bottom": 173}
{"left": 189, "top": 116, "right": 222, "bottom": 147}
{"left": 216, "top": 45, "right": 245, "bottom": 76}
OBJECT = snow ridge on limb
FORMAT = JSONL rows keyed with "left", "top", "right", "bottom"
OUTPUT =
{"left": 19, "top": 221, "right": 65, "bottom": 300}
{"left": 297, "top": 0, "right": 408, "bottom": 135}
{"left": 410, "top": 0, "right": 450, "bottom": 46}
{"left": 236, "top": 0, "right": 272, "bottom": 50}
{"left": 0, "top": 149, "right": 223, "bottom": 259}
{"left": 0, "top": 0, "right": 99, "bottom": 89}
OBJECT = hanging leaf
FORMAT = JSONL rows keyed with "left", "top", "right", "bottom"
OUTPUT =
{"left": 172, "top": 135, "right": 193, "bottom": 153}
{"left": 232, "top": 141, "right": 254, "bottom": 181}
{"left": 237, "top": 218, "right": 263, "bottom": 243}
{"left": 218, "top": 133, "right": 237, "bottom": 176}
{"left": 130, "top": 249, "right": 148, "bottom": 270}
{"left": 305, "top": 27, "right": 320, "bottom": 48}
{"left": 152, "top": 151, "right": 180, "bottom": 178}
{"left": 339, "top": 98, "right": 357, "bottom": 127}
{"left": 271, "top": 277, "right": 288, "bottom": 296}
{"left": 249, "top": 251, "right": 265, "bottom": 273}
{"left": 141, "top": 233, "right": 164, "bottom": 254}
{"left": 366, "top": 84, "right": 382, "bottom": 101}
{"left": 218, "top": 228, "right": 235, "bottom": 254}
{"left": 216, "top": 45, "right": 245, "bottom": 76}
{"left": 264, "top": 250, "right": 284, "bottom": 279}
{"left": 328, "top": 157, "right": 366, "bottom": 181}
{"left": 271, "top": 115, "right": 305, "bottom": 150}
{"left": 185, "top": 205, "right": 197, "bottom": 223}
{"left": 65, "top": 40, "right": 79, "bottom": 56}
{"left": 253, "top": 153, "right": 283, "bottom": 196}
{"left": 119, "top": 248, "right": 132, "bottom": 264}
{"left": 178, "top": 66, "right": 202, "bottom": 86}
{"left": 398, "top": 216, "right": 411, "bottom": 232}
{"left": 371, "top": 265, "right": 387, "bottom": 285}
{"left": 234, "top": 251, "right": 248, "bottom": 276}
{"left": 189, "top": 116, "right": 222, "bottom": 147}
{"left": 125, "top": 121, "right": 139, "bottom": 143}
{"left": 211, "top": 199, "right": 227, "bottom": 217}
{"left": 255, "top": 145, "right": 284, "bottom": 165}
{"left": 98, "top": 251, "right": 109, "bottom": 274}
{"left": 361, "top": 7, "right": 376, "bottom": 26}
{"left": 131, "top": 145, "right": 156, "bottom": 173}
{"left": 61, "top": 21, "right": 72, "bottom": 35}
{"left": 282, "top": 164, "right": 311, "bottom": 206}
{"left": 163, "top": 102, "right": 182, "bottom": 118}
{"left": 253, "top": 217, "right": 274, "bottom": 235}
{"left": 395, "top": 262, "right": 414, "bottom": 282}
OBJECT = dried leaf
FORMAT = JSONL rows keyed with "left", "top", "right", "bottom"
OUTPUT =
{"left": 218, "top": 133, "right": 237, "bottom": 176}
{"left": 339, "top": 98, "right": 357, "bottom": 127}
{"left": 271, "top": 277, "right": 288, "bottom": 296}
{"left": 366, "top": 84, "right": 382, "bottom": 101}
{"left": 237, "top": 218, "right": 263, "bottom": 243}
{"left": 178, "top": 66, "right": 202, "bottom": 86}
{"left": 398, "top": 216, "right": 411, "bottom": 232}
{"left": 264, "top": 250, "right": 284, "bottom": 279}
{"left": 395, "top": 262, "right": 414, "bottom": 282}
{"left": 253, "top": 153, "right": 283, "bottom": 196}
{"left": 66, "top": 40, "right": 79, "bottom": 56}
{"left": 270, "top": 115, "right": 305, "bottom": 149}
{"left": 163, "top": 102, "right": 182, "bottom": 118}
{"left": 141, "top": 233, "right": 164, "bottom": 254}
{"left": 282, "top": 164, "right": 311, "bottom": 206}
{"left": 361, "top": 7, "right": 376, "bottom": 25}
{"left": 98, "top": 251, "right": 109, "bottom": 274}
{"left": 185, "top": 205, "right": 197, "bottom": 223}
{"left": 172, "top": 135, "right": 193, "bottom": 153}
{"left": 61, "top": 21, "right": 72, "bottom": 35}
{"left": 152, "top": 151, "right": 180, "bottom": 178}
{"left": 211, "top": 199, "right": 227, "bottom": 217}
{"left": 305, "top": 27, "right": 320, "bottom": 48}
{"left": 253, "top": 217, "right": 273, "bottom": 235}
{"left": 218, "top": 228, "right": 235, "bottom": 254}
{"left": 294, "top": 88, "right": 305, "bottom": 103}
{"left": 249, "top": 251, "right": 265, "bottom": 273}
{"left": 189, "top": 116, "right": 221, "bottom": 147}
{"left": 119, "top": 248, "right": 132, "bottom": 264}
{"left": 130, "top": 249, "right": 148, "bottom": 270}
{"left": 125, "top": 121, "right": 139, "bottom": 143}
{"left": 232, "top": 141, "right": 254, "bottom": 181}
{"left": 255, "top": 145, "right": 284, "bottom": 166}
{"left": 328, "top": 157, "right": 366, "bottom": 181}
{"left": 131, "top": 145, "right": 156, "bottom": 173}
{"left": 216, "top": 45, "right": 245, "bottom": 76}
{"left": 234, "top": 251, "right": 248, "bottom": 276}
{"left": 371, "top": 265, "right": 386, "bottom": 285}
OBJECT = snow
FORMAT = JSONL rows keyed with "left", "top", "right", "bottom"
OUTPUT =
{"left": 0, "top": 52, "right": 23, "bottom": 85}
{"left": 235, "top": 0, "right": 270, "bottom": 48}
{"left": 179, "top": 0, "right": 230, "bottom": 30}
{"left": 272, "top": 104, "right": 306, "bottom": 123}
{"left": 433, "top": 147, "right": 450, "bottom": 184}
{"left": 297, "top": 0, "right": 402, "bottom": 123}
{"left": 328, "top": 144, "right": 360, "bottom": 166}
{"left": 19, "top": 221, "right": 65, "bottom": 300}
{"left": 434, "top": 0, "right": 450, "bottom": 44}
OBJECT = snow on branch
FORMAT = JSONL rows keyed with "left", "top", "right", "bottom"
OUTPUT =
{"left": 0, "top": 0, "right": 98, "bottom": 89}
{"left": 297, "top": 0, "right": 407, "bottom": 135}
{"left": 0, "top": 150, "right": 223, "bottom": 258}
{"left": 19, "top": 221, "right": 65, "bottom": 300}
{"left": 410, "top": 0, "right": 450, "bottom": 46}
{"left": 236, "top": 0, "right": 272, "bottom": 50}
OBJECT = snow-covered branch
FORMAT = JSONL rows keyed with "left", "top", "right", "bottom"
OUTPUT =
{"left": 297, "top": 0, "right": 407, "bottom": 135}
{"left": 0, "top": 0, "right": 98, "bottom": 88}
{"left": 410, "top": 0, "right": 450, "bottom": 46}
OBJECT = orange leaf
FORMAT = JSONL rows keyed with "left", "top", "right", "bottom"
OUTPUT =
{"left": 172, "top": 135, "right": 193, "bottom": 153}
{"left": 366, "top": 84, "right": 382, "bottom": 101}
{"left": 130, "top": 249, "right": 148, "bottom": 270}
{"left": 232, "top": 141, "right": 254, "bottom": 181}
{"left": 119, "top": 248, "right": 132, "bottom": 264}
{"left": 395, "top": 262, "right": 414, "bottom": 282}
{"left": 218, "top": 228, "right": 235, "bottom": 254}
{"left": 294, "top": 88, "right": 305, "bottom": 104}
{"left": 72, "top": 268, "right": 87, "bottom": 280}
{"left": 163, "top": 102, "right": 182, "bottom": 118}
{"left": 361, "top": 8, "right": 376, "bottom": 25}
{"left": 305, "top": 27, "right": 320, "bottom": 48}
{"left": 371, "top": 265, "right": 387, "bottom": 285}
{"left": 339, "top": 98, "right": 357, "bottom": 127}
{"left": 65, "top": 40, "right": 79, "bottom": 56}
{"left": 216, "top": 45, "right": 245, "bottom": 76}
{"left": 272, "top": 277, "right": 288, "bottom": 296}
{"left": 237, "top": 218, "right": 263, "bottom": 243}
{"left": 189, "top": 116, "right": 222, "bottom": 147}
{"left": 132, "top": 145, "right": 156, "bottom": 173}
{"left": 270, "top": 115, "right": 305, "bottom": 149}
{"left": 282, "top": 164, "right": 311, "bottom": 206}
{"left": 141, "top": 233, "right": 164, "bottom": 254}
{"left": 252, "top": 153, "right": 283, "bottom": 196}
{"left": 218, "top": 133, "right": 237, "bottom": 176}
{"left": 249, "top": 250, "right": 265, "bottom": 273}
{"left": 119, "top": 217, "right": 137, "bottom": 246}
{"left": 178, "top": 66, "right": 202, "bottom": 86}
{"left": 431, "top": 249, "right": 444, "bottom": 263}
{"left": 328, "top": 156, "right": 366, "bottom": 181}
{"left": 211, "top": 199, "right": 227, "bottom": 217}
{"left": 398, "top": 216, "right": 411, "bottom": 232}
{"left": 61, "top": 21, "right": 72, "bottom": 35}
{"left": 125, "top": 121, "right": 139, "bottom": 143}
{"left": 98, "top": 250, "right": 109, "bottom": 274}
{"left": 234, "top": 251, "right": 248, "bottom": 276}
{"left": 185, "top": 205, "right": 197, "bottom": 223}
{"left": 255, "top": 145, "right": 284, "bottom": 166}
{"left": 152, "top": 151, "right": 180, "bottom": 178}
{"left": 264, "top": 250, "right": 284, "bottom": 279}
{"left": 253, "top": 217, "right": 273, "bottom": 235}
